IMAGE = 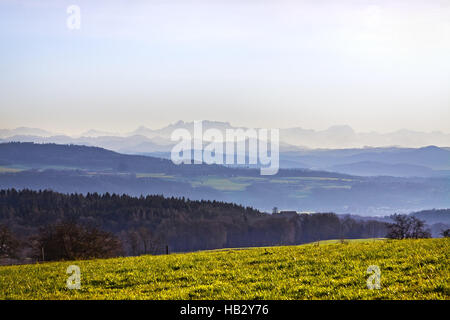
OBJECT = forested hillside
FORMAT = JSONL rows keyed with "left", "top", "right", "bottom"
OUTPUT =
{"left": 0, "top": 142, "right": 349, "bottom": 178}
{"left": 1, "top": 143, "right": 450, "bottom": 215}
{"left": 0, "top": 189, "right": 388, "bottom": 260}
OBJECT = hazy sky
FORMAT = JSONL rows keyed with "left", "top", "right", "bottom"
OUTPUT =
{"left": 0, "top": 0, "right": 449, "bottom": 135}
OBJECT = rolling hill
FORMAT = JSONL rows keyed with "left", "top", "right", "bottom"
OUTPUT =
{"left": 2, "top": 132, "right": 449, "bottom": 177}
{"left": 0, "top": 238, "right": 447, "bottom": 300}
{"left": 1, "top": 142, "right": 449, "bottom": 215}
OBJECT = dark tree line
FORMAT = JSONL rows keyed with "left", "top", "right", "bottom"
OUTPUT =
{"left": 0, "top": 189, "right": 395, "bottom": 263}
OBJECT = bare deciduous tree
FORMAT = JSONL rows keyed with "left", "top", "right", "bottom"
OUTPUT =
{"left": 32, "top": 221, "right": 123, "bottom": 261}
{"left": 387, "top": 214, "right": 431, "bottom": 239}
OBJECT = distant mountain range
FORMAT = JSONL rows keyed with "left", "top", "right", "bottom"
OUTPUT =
{"left": 0, "top": 127, "right": 54, "bottom": 137}
{"left": 2, "top": 121, "right": 449, "bottom": 149}
{"left": 277, "top": 146, "right": 450, "bottom": 177}
{"left": 1, "top": 122, "right": 449, "bottom": 177}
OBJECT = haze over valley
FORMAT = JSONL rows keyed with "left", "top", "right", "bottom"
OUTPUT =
{"left": 1, "top": 142, "right": 449, "bottom": 217}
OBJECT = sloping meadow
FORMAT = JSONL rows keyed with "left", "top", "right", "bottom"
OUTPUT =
{"left": 0, "top": 238, "right": 448, "bottom": 300}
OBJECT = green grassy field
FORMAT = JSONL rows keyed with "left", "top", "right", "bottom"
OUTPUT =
{"left": 134, "top": 173, "right": 357, "bottom": 195}
{"left": 0, "top": 238, "right": 448, "bottom": 300}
